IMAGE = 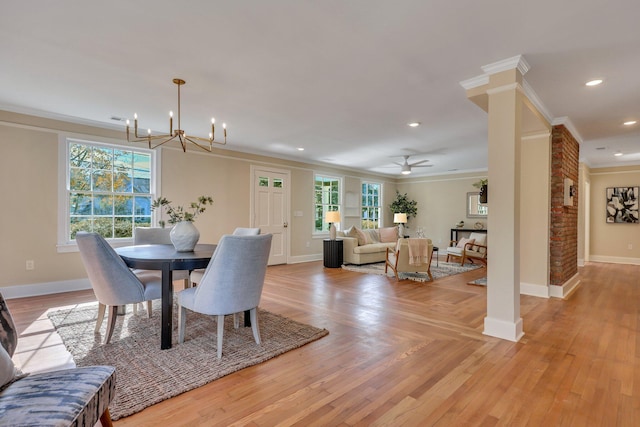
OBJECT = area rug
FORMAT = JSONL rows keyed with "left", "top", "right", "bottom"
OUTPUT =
{"left": 342, "top": 261, "right": 481, "bottom": 282}
{"left": 468, "top": 277, "right": 487, "bottom": 286}
{"left": 48, "top": 302, "right": 328, "bottom": 420}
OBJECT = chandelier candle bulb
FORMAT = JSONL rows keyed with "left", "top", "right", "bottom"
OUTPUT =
{"left": 169, "top": 111, "right": 173, "bottom": 133}
{"left": 223, "top": 123, "right": 227, "bottom": 143}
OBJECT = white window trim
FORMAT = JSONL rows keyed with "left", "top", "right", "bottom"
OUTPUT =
{"left": 57, "top": 134, "right": 160, "bottom": 253}
{"left": 313, "top": 173, "right": 343, "bottom": 237}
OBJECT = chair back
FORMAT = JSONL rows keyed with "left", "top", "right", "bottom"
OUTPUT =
{"left": 193, "top": 234, "right": 272, "bottom": 315}
{"left": 76, "top": 232, "right": 146, "bottom": 306}
{"left": 394, "top": 238, "right": 433, "bottom": 270}
{"left": 232, "top": 227, "right": 261, "bottom": 236}
{"left": 0, "top": 292, "right": 17, "bottom": 357}
{"left": 134, "top": 227, "right": 172, "bottom": 245}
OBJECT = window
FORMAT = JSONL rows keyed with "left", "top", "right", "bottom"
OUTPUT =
{"left": 65, "top": 139, "right": 155, "bottom": 241}
{"left": 361, "top": 182, "right": 381, "bottom": 229}
{"left": 314, "top": 175, "right": 341, "bottom": 233}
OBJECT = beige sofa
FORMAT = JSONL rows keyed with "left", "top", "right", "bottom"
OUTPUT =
{"left": 337, "top": 226, "right": 398, "bottom": 265}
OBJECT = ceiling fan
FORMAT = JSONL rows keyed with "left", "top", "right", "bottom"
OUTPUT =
{"left": 393, "top": 155, "right": 433, "bottom": 175}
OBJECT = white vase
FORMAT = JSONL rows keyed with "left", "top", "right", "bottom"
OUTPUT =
{"left": 170, "top": 221, "right": 200, "bottom": 252}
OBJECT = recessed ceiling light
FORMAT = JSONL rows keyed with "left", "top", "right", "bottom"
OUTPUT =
{"left": 585, "top": 79, "right": 603, "bottom": 86}
{"left": 614, "top": 152, "right": 623, "bottom": 157}
{"left": 408, "top": 122, "right": 420, "bottom": 127}
{"left": 297, "top": 147, "right": 304, "bottom": 151}
{"left": 623, "top": 120, "right": 637, "bottom": 126}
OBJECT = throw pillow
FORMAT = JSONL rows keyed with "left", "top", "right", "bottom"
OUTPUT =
{"left": 0, "top": 344, "right": 26, "bottom": 391}
{"left": 344, "top": 226, "right": 357, "bottom": 239}
{"left": 353, "top": 228, "right": 369, "bottom": 246}
{"left": 379, "top": 226, "right": 398, "bottom": 243}
{"left": 456, "top": 237, "right": 475, "bottom": 248}
{"left": 363, "top": 229, "right": 380, "bottom": 243}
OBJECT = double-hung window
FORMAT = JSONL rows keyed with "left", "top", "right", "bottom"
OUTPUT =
{"left": 314, "top": 175, "right": 341, "bottom": 233}
{"left": 361, "top": 182, "right": 381, "bottom": 229}
{"left": 64, "top": 139, "right": 155, "bottom": 242}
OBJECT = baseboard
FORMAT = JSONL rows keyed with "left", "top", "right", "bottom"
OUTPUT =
{"left": 483, "top": 316, "right": 524, "bottom": 342}
{"left": 589, "top": 255, "right": 640, "bottom": 265}
{"left": 520, "top": 282, "right": 549, "bottom": 298}
{"left": 577, "top": 258, "right": 585, "bottom": 267}
{"left": 287, "top": 254, "right": 323, "bottom": 264}
{"left": 549, "top": 272, "right": 580, "bottom": 299}
{"left": 1, "top": 278, "right": 91, "bottom": 299}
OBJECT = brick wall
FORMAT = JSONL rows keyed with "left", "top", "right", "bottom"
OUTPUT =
{"left": 550, "top": 125, "right": 579, "bottom": 285}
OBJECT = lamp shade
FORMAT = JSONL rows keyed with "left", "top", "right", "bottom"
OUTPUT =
{"left": 393, "top": 213, "right": 407, "bottom": 223}
{"left": 325, "top": 211, "right": 341, "bottom": 223}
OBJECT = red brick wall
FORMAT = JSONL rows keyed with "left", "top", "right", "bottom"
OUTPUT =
{"left": 550, "top": 125, "right": 579, "bottom": 285}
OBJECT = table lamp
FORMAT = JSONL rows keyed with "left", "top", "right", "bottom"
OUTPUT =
{"left": 394, "top": 213, "right": 407, "bottom": 238}
{"left": 325, "top": 211, "right": 341, "bottom": 240}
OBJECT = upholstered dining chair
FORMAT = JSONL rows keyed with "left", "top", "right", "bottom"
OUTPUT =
{"left": 189, "top": 227, "right": 261, "bottom": 286}
{"left": 133, "top": 227, "right": 191, "bottom": 287}
{"left": 177, "top": 234, "right": 272, "bottom": 358}
{"left": 76, "top": 232, "right": 162, "bottom": 344}
{"left": 385, "top": 238, "right": 434, "bottom": 281}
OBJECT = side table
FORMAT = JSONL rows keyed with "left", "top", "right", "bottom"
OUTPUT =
{"left": 323, "top": 239, "right": 343, "bottom": 268}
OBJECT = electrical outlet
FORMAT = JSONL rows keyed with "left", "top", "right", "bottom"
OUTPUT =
{"left": 629, "top": 244, "right": 633, "bottom": 250}
{"left": 26, "top": 260, "right": 35, "bottom": 271}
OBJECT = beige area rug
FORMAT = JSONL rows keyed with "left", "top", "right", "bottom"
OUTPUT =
{"left": 342, "top": 261, "right": 481, "bottom": 282}
{"left": 48, "top": 302, "right": 328, "bottom": 420}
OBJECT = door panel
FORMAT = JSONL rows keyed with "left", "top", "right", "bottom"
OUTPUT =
{"left": 253, "top": 168, "right": 289, "bottom": 265}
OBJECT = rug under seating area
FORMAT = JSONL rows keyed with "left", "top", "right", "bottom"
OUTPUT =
{"left": 342, "top": 261, "right": 481, "bottom": 282}
{"left": 48, "top": 302, "right": 328, "bottom": 420}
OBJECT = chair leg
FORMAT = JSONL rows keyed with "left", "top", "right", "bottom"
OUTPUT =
{"left": 250, "top": 308, "right": 261, "bottom": 345}
{"left": 178, "top": 305, "right": 187, "bottom": 343}
{"left": 146, "top": 301, "right": 153, "bottom": 318}
{"left": 104, "top": 305, "right": 118, "bottom": 344}
{"left": 100, "top": 408, "right": 114, "bottom": 427}
{"left": 95, "top": 303, "right": 106, "bottom": 332}
{"left": 132, "top": 303, "right": 138, "bottom": 315}
{"left": 427, "top": 267, "right": 433, "bottom": 282}
{"left": 233, "top": 313, "right": 240, "bottom": 329}
{"left": 217, "top": 315, "right": 225, "bottom": 359}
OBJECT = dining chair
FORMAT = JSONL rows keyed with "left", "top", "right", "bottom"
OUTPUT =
{"left": 76, "top": 232, "right": 162, "bottom": 344}
{"left": 189, "top": 227, "right": 261, "bottom": 286}
{"left": 133, "top": 227, "right": 191, "bottom": 287}
{"left": 177, "top": 234, "right": 272, "bottom": 358}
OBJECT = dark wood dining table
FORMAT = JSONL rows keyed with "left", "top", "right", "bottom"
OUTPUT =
{"left": 115, "top": 243, "right": 216, "bottom": 349}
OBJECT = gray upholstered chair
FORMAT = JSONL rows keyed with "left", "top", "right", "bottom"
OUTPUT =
{"left": 0, "top": 292, "right": 116, "bottom": 426}
{"left": 189, "top": 227, "right": 261, "bottom": 286}
{"left": 133, "top": 227, "right": 191, "bottom": 287}
{"left": 76, "top": 232, "right": 162, "bottom": 344}
{"left": 178, "top": 234, "right": 272, "bottom": 358}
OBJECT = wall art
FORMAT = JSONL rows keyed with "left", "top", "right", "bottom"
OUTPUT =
{"left": 606, "top": 186, "right": 639, "bottom": 223}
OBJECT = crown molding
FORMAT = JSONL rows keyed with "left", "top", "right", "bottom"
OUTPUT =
{"left": 459, "top": 74, "right": 489, "bottom": 90}
{"left": 481, "top": 54, "right": 530, "bottom": 76}
{"left": 552, "top": 116, "right": 584, "bottom": 144}
{"left": 521, "top": 79, "right": 553, "bottom": 124}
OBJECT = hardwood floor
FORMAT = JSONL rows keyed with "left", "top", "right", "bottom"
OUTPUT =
{"left": 6, "top": 259, "right": 640, "bottom": 426}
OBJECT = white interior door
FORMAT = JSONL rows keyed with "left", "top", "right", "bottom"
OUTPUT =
{"left": 252, "top": 167, "right": 289, "bottom": 265}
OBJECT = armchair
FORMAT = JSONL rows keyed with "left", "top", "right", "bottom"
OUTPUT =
{"left": 445, "top": 232, "right": 487, "bottom": 265}
{"left": 0, "top": 293, "right": 116, "bottom": 426}
{"left": 385, "top": 238, "right": 434, "bottom": 281}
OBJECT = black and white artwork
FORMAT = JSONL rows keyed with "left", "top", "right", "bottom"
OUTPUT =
{"left": 606, "top": 187, "right": 639, "bottom": 223}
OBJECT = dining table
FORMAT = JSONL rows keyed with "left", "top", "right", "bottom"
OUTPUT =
{"left": 115, "top": 243, "right": 216, "bottom": 349}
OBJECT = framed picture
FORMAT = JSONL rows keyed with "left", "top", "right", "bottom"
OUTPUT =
{"left": 606, "top": 186, "right": 639, "bottom": 223}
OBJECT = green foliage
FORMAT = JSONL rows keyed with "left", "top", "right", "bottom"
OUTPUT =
{"left": 389, "top": 190, "right": 418, "bottom": 220}
{"left": 152, "top": 196, "right": 214, "bottom": 224}
{"left": 473, "top": 178, "right": 488, "bottom": 188}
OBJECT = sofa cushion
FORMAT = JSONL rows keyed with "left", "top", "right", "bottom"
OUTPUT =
{"left": 353, "top": 242, "right": 396, "bottom": 254}
{"left": 353, "top": 228, "right": 369, "bottom": 246}
{"left": 363, "top": 229, "right": 380, "bottom": 243}
{"left": 379, "top": 227, "right": 398, "bottom": 243}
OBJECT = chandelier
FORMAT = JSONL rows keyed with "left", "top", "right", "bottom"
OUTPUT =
{"left": 126, "top": 78, "right": 227, "bottom": 152}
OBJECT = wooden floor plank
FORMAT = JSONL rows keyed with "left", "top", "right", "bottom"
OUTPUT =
{"left": 5, "top": 261, "right": 640, "bottom": 426}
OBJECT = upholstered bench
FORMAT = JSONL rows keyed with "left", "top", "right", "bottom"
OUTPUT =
{"left": 0, "top": 293, "right": 116, "bottom": 427}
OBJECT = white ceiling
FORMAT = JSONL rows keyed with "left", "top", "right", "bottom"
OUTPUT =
{"left": 2, "top": 1, "right": 639, "bottom": 177}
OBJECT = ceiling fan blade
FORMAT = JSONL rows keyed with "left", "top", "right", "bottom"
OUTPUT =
{"left": 412, "top": 164, "right": 433, "bottom": 167}
{"left": 409, "top": 159, "right": 430, "bottom": 166}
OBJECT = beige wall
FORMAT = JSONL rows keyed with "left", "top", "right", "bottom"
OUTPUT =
{"left": 0, "top": 111, "right": 398, "bottom": 293}
{"left": 397, "top": 173, "right": 488, "bottom": 247}
{"left": 589, "top": 165, "right": 640, "bottom": 264}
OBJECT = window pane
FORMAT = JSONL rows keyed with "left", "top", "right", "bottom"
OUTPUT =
{"left": 114, "top": 195, "right": 132, "bottom": 215}
{"left": 114, "top": 150, "right": 132, "bottom": 171}
{"left": 92, "top": 170, "right": 113, "bottom": 192}
{"left": 70, "top": 217, "right": 92, "bottom": 239}
{"left": 259, "top": 177, "right": 269, "bottom": 187}
{"left": 93, "top": 195, "right": 113, "bottom": 215}
{"left": 94, "top": 217, "right": 114, "bottom": 239}
{"left": 273, "top": 178, "right": 283, "bottom": 188}
{"left": 93, "top": 147, "right": 113, "bottom": 170}
{"left": 70, "top": 168, "right": 91, "bottom": 191}
{"left": 114, "top": 171, "right": 132, "bottom": 193}
{"left": 69, "top": 193, "right": 92, "bottom": 215}
{"left": 114, "top": 217, "right": 133, "bottom": 238}
{"left": 69, "top": 143, "right": 91, "bottom": 168}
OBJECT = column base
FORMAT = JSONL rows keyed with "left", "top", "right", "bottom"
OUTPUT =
{"left": 483, "top": 316, "right": 524, "bottom": 342}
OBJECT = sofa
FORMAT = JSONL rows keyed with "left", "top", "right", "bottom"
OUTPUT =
{"left": 337, "top": 226, "right": 398, "bottom": 265}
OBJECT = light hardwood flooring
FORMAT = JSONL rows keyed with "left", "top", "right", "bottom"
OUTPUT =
{"left": 6, "top": 259, "right": 640, "bottom": 426}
